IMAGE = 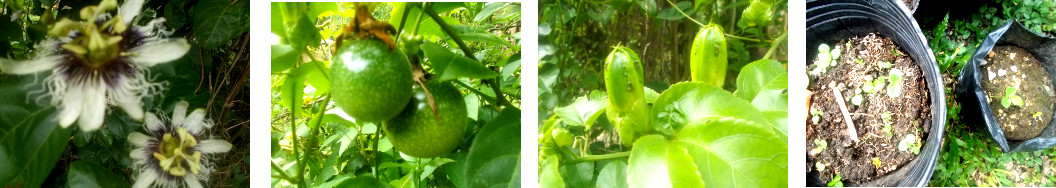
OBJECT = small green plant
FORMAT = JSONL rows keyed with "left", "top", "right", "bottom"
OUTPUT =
{"left": 892, "top": 46, "right": 900, "bottom": 56}
{"left": 887, "top": 68, "right": 904, "bottom": 98}
{"left": 850, "top": 87, "right": 863, "bottom": 106}
{"left": 898, "top": 134, "right": 921, "bottom": 154}
{"left": 862, "top": 76, "right": 886, "bottom": 94}
{"left": 815, "top": 162, "right": 826, "bottom": 172}
{"left": 1034, "top": 112, "right": 1044, "bottom": 120}
{"left": 881, "top": 111, "right": 893, "bottom": 137}
{"left": 877, "top": 61, "right": 892, "bottom": 69}
{"left": 828, "top": 173, "right": 844, "bottom": 187}
{"left": 811, "top": 138, "right": 828, "bottom": 156}
{"left": 811, "top": 44, "right": 841, "bottom": 75}
{"left": 811, "top": 107, "right": 824, "bottom": 124}
{"left": 1001, "top": 86, "right": 1024, "bottom": 108}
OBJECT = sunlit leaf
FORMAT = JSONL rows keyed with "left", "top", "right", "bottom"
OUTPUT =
{"left": 464, "top": 109, "right": 520, "bottom": 187}
{"left": 474, "top": 2, "right": 507, "bottom": 22}
{"left": 421, "top": 42, "right": 498, "bottom": 81}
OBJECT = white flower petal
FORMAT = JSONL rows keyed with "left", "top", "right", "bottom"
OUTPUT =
{"left": 77, "top": 80, "right": 107, "bottom": 131}
{"left": 57, "top": 85, "right": 84, "bottom": 127}
{"left": 172, "top": 101, "right": 189, "bottom": 127}
{"left": 183, "top": 109, "right": 206, "bottom": 134}
{"left": 144, "top": 113, "right": 164, "bottom": 132}
{"left": 128, "top": 132, "right": 153, "bottom": 147}
{"left": 130, "top": 39, "right": 189, "bottom": 67}
{"left": 197, "top": 139, "right": 232, "bottom": 154}
{"left": 111, "top": 84, "right": 144, "bottom": 121}
{"left": 119, "top": 0, "right": 144, "bottom": 24}
{"left": 0, "top": 55, "right": 62, "bottom": 75}
{"left": 132, "top": 169, "right": 157, "bottom": 188}
{"left": 184, "top": 175, "right": 203, "bottom": 188}
{"left": 129, "top": 148, "right": 149, "bottom": 160}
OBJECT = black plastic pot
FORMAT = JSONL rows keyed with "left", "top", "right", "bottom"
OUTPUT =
{"left": 955, "top": 20, "right": 1056, "bottom": 152}
{"left": 806, "top": 0, "right": 946, "bottom": 186}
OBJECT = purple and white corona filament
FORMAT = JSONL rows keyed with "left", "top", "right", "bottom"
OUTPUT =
{"left": 0, "top": 0, "right": 187, "bottom": 131}
{"left": 128, "top": 101, "right": 232, "bottom": 188}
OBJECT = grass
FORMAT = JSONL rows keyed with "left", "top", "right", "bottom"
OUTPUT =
{"left": 923, "top": 0, "right": 1056, "bottom": 186}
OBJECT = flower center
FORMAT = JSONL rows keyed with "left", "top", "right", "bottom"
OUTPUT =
{"left": 48, "top": 0, "right": 129, "bottom": 69}
{"left": 153, "top": 127, "right": 202, "bottom": 177}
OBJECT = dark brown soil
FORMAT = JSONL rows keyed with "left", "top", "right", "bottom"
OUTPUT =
{"left": 980, "top": 46, "right": 1054, "bottom": 141}
{"left": 806, "top": 33, "right": 932, "bottom": 185}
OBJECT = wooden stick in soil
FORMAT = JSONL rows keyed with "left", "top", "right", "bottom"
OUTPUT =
{"left": 830, "top": 83, "right": 860, "bottom": 143}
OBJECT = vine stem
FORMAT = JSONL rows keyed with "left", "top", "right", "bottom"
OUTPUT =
{"left": 421, "top": 3, "right": 511, "bottom": 110}
{"left": 665, "top": 0, "right": 704, "bottom": 27}
{"left": 725, "top": 34, "right": 763, "bottom": 43}
{"left": 296, "top": 95, "right": 332, "bottom": 187}
{"left": 272, "top": 162, "right": 297, "bottom": 183}
{"left": 763, "top": 32, "right": 787, "bottom": 60}
{"left": 662, "top": 0, "right": 764, "bottom": 43}
{"left": 453, "top": 80, "right": 515, "bottom": 110}
{"left": 288, "top": 85, "right": 305, "bottom": 187}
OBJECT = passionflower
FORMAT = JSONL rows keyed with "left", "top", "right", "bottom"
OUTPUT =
{"left": 0, "top": 0, "right": 188, "bottom": 131}
{"left": 128, "top": 101, "right": 232, "bottom": 188}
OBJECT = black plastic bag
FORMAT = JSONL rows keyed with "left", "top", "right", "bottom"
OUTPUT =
{"left": 806, "top": 0, "right": 946, "bottom": 186}
{"left": 955, "top": 20, "right": 1056, "bottom": 152}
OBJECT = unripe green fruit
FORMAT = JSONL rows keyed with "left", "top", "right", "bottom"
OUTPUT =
{"left": 604, "top": 46, "right": 645, "bottom": 111}
{"left": 690, "top": 24, "right": 728, "bottom": 87}
{"left": 384, "top": 81, "right": 467, "bottom": 158}
{"left": 552, "top": 128, "right": 573, "bottom": 146}
{"left": 331, "top": 38, "right": 413, "bottom": 122}
{"left": 604, "top": 46, "right": 649, "bottom": 146}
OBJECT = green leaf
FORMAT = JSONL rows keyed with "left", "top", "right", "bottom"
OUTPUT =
{"left": 391, "top": 3, "right": 459, "bottom": 39}
{"left": 752, "top": 73, "right": 788, "bottom": 112}
{"left": 464, "top": 109, "right": 520, "bottom": 188}
{"left": 336, "top": 176, "right": 390, "bottom": 188}
{"left": 643, "top": 86, "right": 660, "bottom": 104}
{"left": 636, "top": 0, "right": 658, "bottom": 17}
{"left": 459, "top": 32, "right": 514, "bottom": 48}
{"left": 280, "top": 67, "right": 308, "bottom": 117}
{"left": 666, "top": 142, "right": 705, "bottom": 187}
{"left": 474, "top": 2, "right": 507, "bottom": 22}
{"left": 271, "top": 45, "right": 299, "bottom": 73}
{"left": 626, "top": 135, "right": 672, "bottom": 188}
{"left": 304, "top": 61, "right": 331, "bottom": 98}
{"left": 651, "top": 82, "right": 782, "bottom": 140}
{"left": 739, "top": 0, "right": 773, "bottom": 27}
{"left": 734, "top": 59, "right": 786, "bottom": 102}
{"left": 655, "top": 1, "right": 693, "bottom": 21}
{"left": 676, "top": 117, "right": 787, "bottom": 187}
{"left": 559, "top": 161, "right": 594, "bottom": 188}
{"left": 553, "top": 90, "right": 607, "bottom": 128}
{"left": 0, "top": 107, "right": 73, "bottom": 188}
{"left": 67, "top": 160, "right": 130, "bottom": 188}
{"left": 595, "top": 160, "right": 628, "bottom": 188}
{"left": 421, "top": 42, "right": 498, "bottom": 81}
{"left": 539, "top": 155, "right": 566, "bottom": 188}
{"left": 192, "top": 0, "right": 249, "bottom": 49}
{"left": 307, "top": 2, "right": 340, "bottom": 18}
